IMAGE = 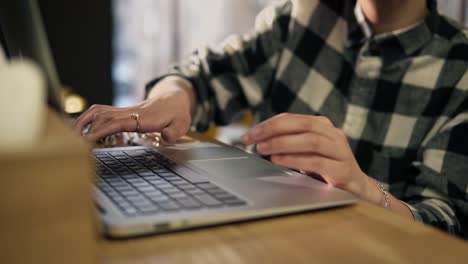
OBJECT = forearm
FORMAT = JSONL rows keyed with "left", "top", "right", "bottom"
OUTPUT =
{"left": 148, "top": 76, "right": 197, "bottom": 116}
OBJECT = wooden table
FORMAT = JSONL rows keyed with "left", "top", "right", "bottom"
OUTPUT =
{"left": 6, "top": 110, "right": 466, "bottom": 263}
{"left": 98, "top": 136, "right": 468, "bottom": 264}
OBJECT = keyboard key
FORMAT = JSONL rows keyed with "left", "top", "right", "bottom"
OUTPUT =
{"left": 112, "top": 183, "right": 133, "bottom": 190}
{"left": 132, "top": 182, "right": 151, "bottom": 187}
{"left": 164, "top": 176, "right": 183, "bottom": 182}
{"left": 186, "top": 188, "right": 205, "bottom": 195}
{"left": 114, "top": 185, "right": 135, "bottom": 193}
{"left": 194, "top": 194, "right": 223, "bottom": 207}
{"left": 106, "top": 177, "right": 126, "bottom": 183}
{"left": 225, "top": 199, "right": 247, "bottom": 206}
{"left": 168, "top": 192, "right": 188, "bottom": 199}
{"left": 161, "top": 188, "right": 180, "bottom": 194}
{"left": 177, "top": 184, "right": 197, "bottom": 190}
{"left": 153, "top": 169, "right": 170, "bottom": 174}
{"left": 97, "top": 180, "right": 109, "bottom": 187}
{"left": 120, "top": 175, "right": 140, "bottom": 180}
{"left": 213, "top": 193, "right": 238, "bottom": 201}
{"left": 115, "top": 170, "right": 134, "bottom": 176}
{"left": 105, "top": 190, "right": 119, "bottom": 198}
{"left": 137, "top": 186, "right": 158, "bottom": 192}
{"left": 145, "top": 161, "right": 161, "bottom": 166}
{"left": 109, "top": 151, "right": 125, "bottom": 156}
{"left": 177, "top": 198, "right": 202, "bottom": 209}
{"left": 145, "top": 190, "right": 164, "bottom": 197}
{"left": 101, "top": 157, "right": 117, "bottom": 161}
{"left": 124, "top": 150, "right": 147, "bottom": 156}
{"left": 205, "top": 187, "right": 228, "bottom": 195}
{"left": 126, "top": 195, "right": 146, "bottom": 202}
{"left": 148, "top": 179, "right": 166, "bottom": 185}
{"left": 158, "top": 201, "right": 181, "bottom": 211}
{"left": 159, "top": 172, "right": 178, "bottom": 177}
{"left": 121, "top": 190, "right": 140, "bottom": 196}
{"left": 138, "top": 171, "right": 156, "bottom": 177}
{"left": 143, "top": 175, "right": 163, "bottom": 181}
{"left": 170, "top": 180, "right": 189, "bottom": 186}
{"left": 133, "top": 199, "right": 153, "bottom": 207}
{"left": 102, "top": 158, "right": 118, "bottom": 163}
{"left": 117, "top": 198, "right": 133, "bottom": 205}
{"left": 106, "top": 176, "right": 125, "bottom": 182}
{"left": 138, "top": 205, "right": 159, "bottom": 214}
{"left": 155, "top": 183, "right": 173, "bottom": 189}
{"left": 101, "top": 173, "right": 116, "bottom": 179}
{"left": 113, "top": 187, "right": 134, "bottom": 193}
{"left": 148, "top": 195, "right": 170, "bottom": 203}
{"left": 123, "top": 207, "right": 138, "bottom": 215}
{"left": 196, "top": 183, "right": 219, "bottom": 190}
{"left": 112, "top": 196, "right": 125, "bottom": 202}
{"left": 145, "top": 163, "right": 162, "bottom": 169}
{"left": 126, "top": 178, "right": 146, "bottom": 184}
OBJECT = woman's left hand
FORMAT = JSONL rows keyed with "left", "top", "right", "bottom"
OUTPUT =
{"left": 241, "top": 113, "right": 375, "bottom": 201}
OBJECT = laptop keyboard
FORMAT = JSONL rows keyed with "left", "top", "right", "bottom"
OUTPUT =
{"left": 94, "top": 149, "right": 247, "bottom": 216}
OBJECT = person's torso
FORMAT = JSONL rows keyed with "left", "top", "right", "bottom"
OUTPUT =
{"left": 258, "top": 0, "right": 468, "bottom": 194}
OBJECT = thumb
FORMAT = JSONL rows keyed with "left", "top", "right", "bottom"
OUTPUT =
{"left": 161, "top": 121, "right": 188, "bottom": 144}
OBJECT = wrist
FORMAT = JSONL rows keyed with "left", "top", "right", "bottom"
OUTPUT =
{"left": 150, "top": 76, "right": 196, "bottom": 115}
{"left": 362, "top": 175, "right": 385, "bottom": 206}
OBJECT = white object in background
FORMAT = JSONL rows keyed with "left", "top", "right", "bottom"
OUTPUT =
{"left": 0, "top": 53, "right": 46, "bottom": 150}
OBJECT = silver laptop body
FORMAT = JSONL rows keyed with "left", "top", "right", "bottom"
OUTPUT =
{"left": 94, "top": 142, "right": 356, "bottom": 238}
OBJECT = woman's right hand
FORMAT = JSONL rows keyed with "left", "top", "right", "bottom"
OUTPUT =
{"left": 73, "top": 76, "right": 195, "bottom": 144}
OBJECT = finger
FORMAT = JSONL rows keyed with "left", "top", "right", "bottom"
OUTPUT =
{"left": 241, "top": 113, "right": 337, "bottom": 145}
{"left": 314, "top": 115, "right": 335, "bottom": 126}
{"left": 87, "top": 109, "right": 131, "bottom": 134}
{"left": 256, "top": 132, "right": 343, "bottom": 160}
{"left": 161, "top": 119, "right": 190, "bottom": 144}
{"left": 73, "top": 104, "right": 115, "bottom": 132}
{"left": 271, "top": 154, "right": 339, "bottom": 183}
{"left": 85, "top": 116, "right": 137, "bottom": 142}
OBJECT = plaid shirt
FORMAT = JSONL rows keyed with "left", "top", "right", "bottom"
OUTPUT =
{"left": 148, "top": 0, "right": 468, "bottom": 238}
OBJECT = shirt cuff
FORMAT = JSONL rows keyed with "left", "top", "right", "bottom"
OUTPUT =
{"left": 160, "top": 75, "right": 194, "bottom": 91}
{"left": 401, "top": 201, "right": 423, "bottom": 222}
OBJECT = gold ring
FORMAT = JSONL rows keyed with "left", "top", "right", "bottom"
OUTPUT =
{"left": 130, "top": 113, "right": 141, "bottom": 132}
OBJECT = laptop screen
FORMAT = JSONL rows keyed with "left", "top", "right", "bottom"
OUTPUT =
{"left": 0, "top": 0, "right": 63, "bottom": 112}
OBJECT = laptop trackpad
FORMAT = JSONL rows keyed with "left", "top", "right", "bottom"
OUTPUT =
{"left": 190, "top": 157, "right": 287, "bottom": 179}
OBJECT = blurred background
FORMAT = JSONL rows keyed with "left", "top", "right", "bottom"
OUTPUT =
{"left": 38, "top": 0, "right": 468, "bottom": 143}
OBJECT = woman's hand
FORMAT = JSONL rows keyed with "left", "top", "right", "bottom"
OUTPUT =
{"left": 73, "top": 77, "right": 195, "bottom": 143}
{"left": 241, "top": 113, "right": 378, "bottom": 203}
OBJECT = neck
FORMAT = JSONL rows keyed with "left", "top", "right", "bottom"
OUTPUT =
{"left": 358, "top": 0, "right": 428, "bottom": 34}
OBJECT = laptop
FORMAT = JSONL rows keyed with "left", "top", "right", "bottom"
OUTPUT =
{"left": 1, "top": 0, "right": 357, "bottom": 238}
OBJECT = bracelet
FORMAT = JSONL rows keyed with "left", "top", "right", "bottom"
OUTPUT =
{"left": 375, "top": 180, "right": 391, "bottom": 208}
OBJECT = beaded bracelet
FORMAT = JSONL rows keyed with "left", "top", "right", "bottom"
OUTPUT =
{"left": 375, "top": 180, "right": 391, "bottom": 208}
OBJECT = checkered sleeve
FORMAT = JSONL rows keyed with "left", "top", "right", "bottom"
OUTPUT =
{"left": 404, "top": 74, "right": 468, "bottom": 238}
{"left": 166, "top": 1, "right": 293, "bottom": 131}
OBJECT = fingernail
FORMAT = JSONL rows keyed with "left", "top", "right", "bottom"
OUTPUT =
{"left": 257, "top": 143, "right": 268, "bottom": 153}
